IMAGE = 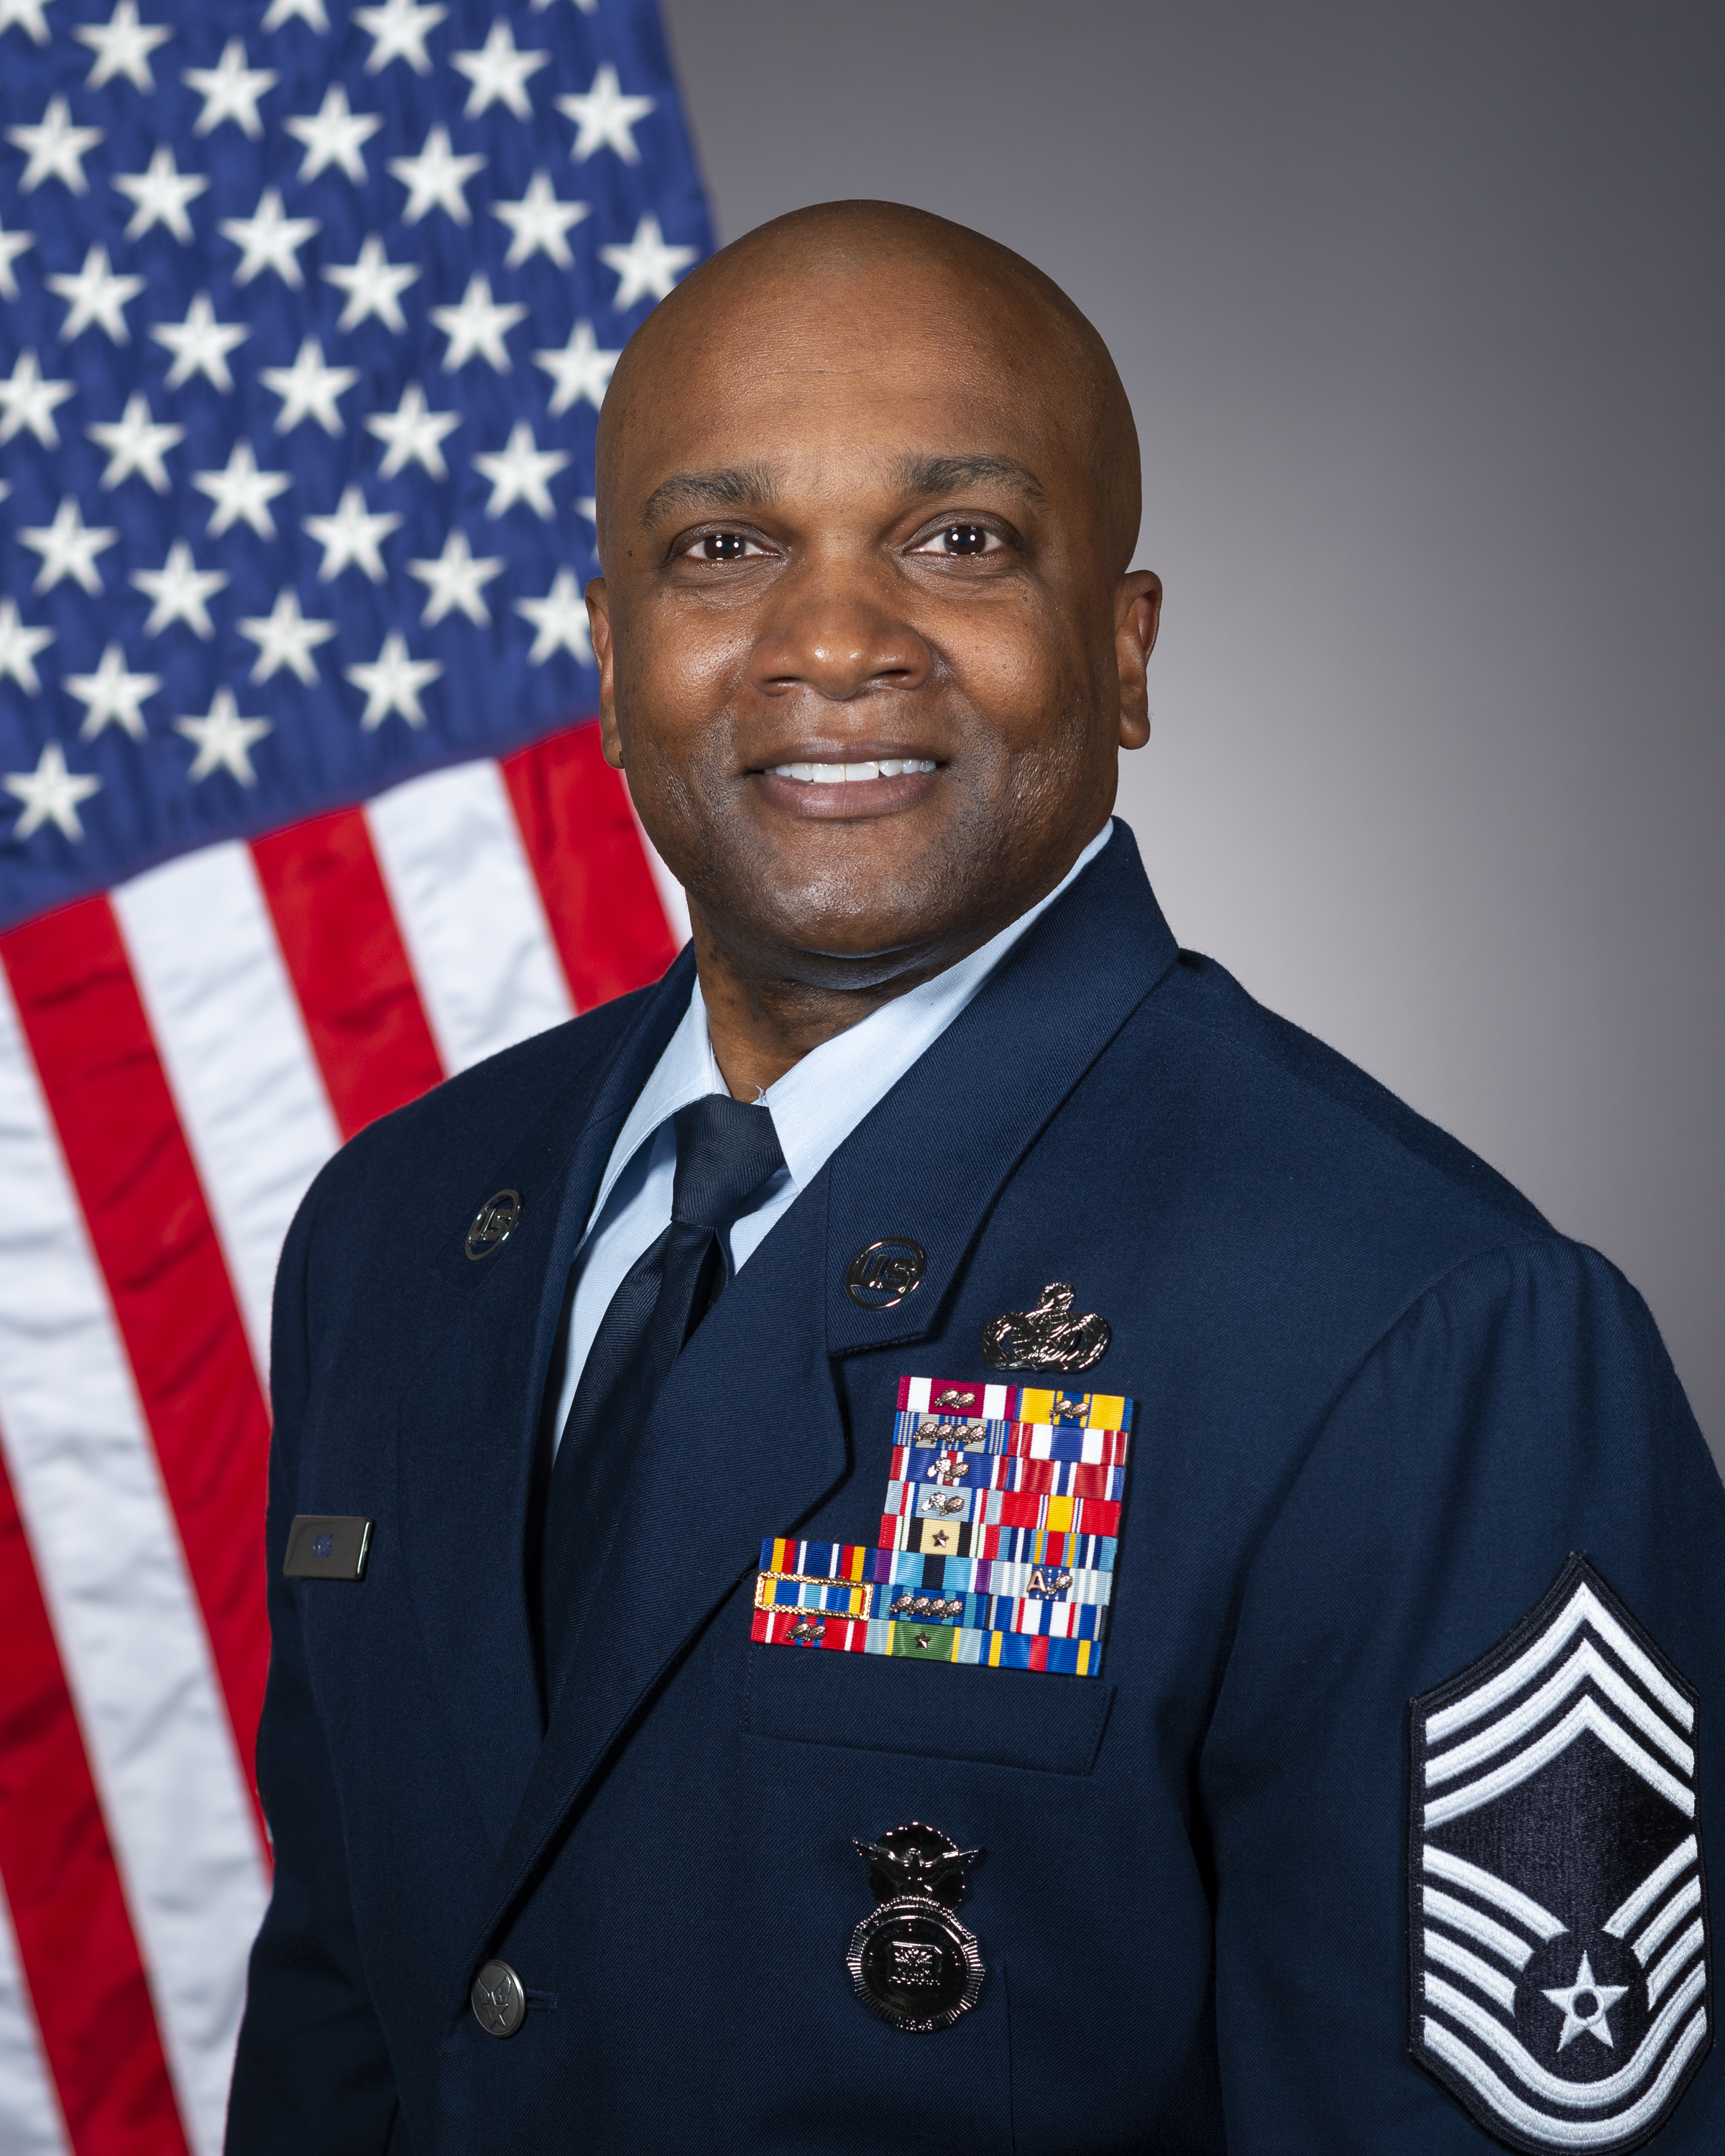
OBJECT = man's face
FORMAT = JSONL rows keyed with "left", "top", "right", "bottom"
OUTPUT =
{"left": 589, "top": 259, "right": 1158, "bottom": 990}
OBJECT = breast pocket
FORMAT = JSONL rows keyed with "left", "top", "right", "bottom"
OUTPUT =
{"left": 742, "top": 1640, "right": 1114, "bottom": 1776}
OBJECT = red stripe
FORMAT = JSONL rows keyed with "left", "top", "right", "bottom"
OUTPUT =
{"left": 252, "top": 807, "right": 445, "bottom": 1141}
{"left": 0, "top": 1433, "right": 190, "bottom": 2156}
{"left": 500, "top": 719, "right": 678, "bottom": 1010}
{"left": 1, "top": 903, "right": 270, "bottom": 1845}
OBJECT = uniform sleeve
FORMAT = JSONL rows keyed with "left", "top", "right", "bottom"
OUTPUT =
{"left": 1200, "top": 1237, "right": 1725, "bottom": 2152}
{"left": 225, "top": 1174, "right": 403, "bottom": 2156}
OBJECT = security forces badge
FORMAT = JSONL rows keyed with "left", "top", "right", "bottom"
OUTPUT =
{"left": 1410, "top": 1555, "right": 1711, "bottom": 2152}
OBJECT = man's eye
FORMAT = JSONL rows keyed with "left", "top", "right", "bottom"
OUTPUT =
{"left": 686, "top": 532, "right": 762, "bottom": 561}
{"left": 918, "top": 525, "right": 1002, "bottom": 557}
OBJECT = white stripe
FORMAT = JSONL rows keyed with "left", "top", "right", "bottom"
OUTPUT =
{"left": 981, "top": 1384, "right": 1008, "bottom": 1420}
{"left": 1425, "top": 1696, "right": 1695, "bottom": 1828}
{"left": 1633, "top": 1877, "right": 1703, "bottom": 1966}
{"left": 1425, "top": 1966, "right": 1705, "bottom": 2109}
{"left": 1422, "top": 1847, "right": 1568, "bottom": 1940}
{"left": 1422, "top": 2009, "right": 1707, "bottom": 2149}
{"left": 1646, "top": 1921, "right": 1706, "bottom": 2011}
{"left": 0, "top": 976, "right": 267, "bottom": 2156}
{"left": 905, "top": 1378, "right": 932, "bottom": 1414}
{"left": 1424, "top": 1929, "right": 1519, "bottom": 2012}
{"left": 114, "top": 843, "right": 340, "bottom": 1381}
{"left": 626, "top": 782, "right": 691, "bottom": 949}
{"left": 1427, "top": 1581, "right": 1693, "bottom": 1743}
{"left": 1605, "top": 1837, "right": 1698, "bottom": 1939}
{"left": 1427, "top": 1640, "right": 1693, "bottom": 1785}
{"left": 1423, "top": 1887, "right": 1535, "bottom": 1970}
{"left": 367, "top": 760, "right": 574, "bottom": 1074}
{"left": 0, "top": 1881, "right": 68, "bottom": 2156}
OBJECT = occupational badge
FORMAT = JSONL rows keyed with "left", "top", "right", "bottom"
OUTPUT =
{"left": 1409, "top": 1554, "right": 1710, "bottom": 2153}
{"left": 847, "top": 1823, "right": 984, "bottom": 2032}
{"left": 980, "top": 1281, "right": 1110, "bottom": 1373}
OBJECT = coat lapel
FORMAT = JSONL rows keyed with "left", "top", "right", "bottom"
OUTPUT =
{"left": 461, "top": 825, "right": 1180, "bottom": 1966}
{"left": 395, "top": 951, "right": 696, "bottom": 1843}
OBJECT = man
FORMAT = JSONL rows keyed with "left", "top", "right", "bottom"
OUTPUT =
{"left": 229, "top": 203, "right": 1725, "bottom": 2153}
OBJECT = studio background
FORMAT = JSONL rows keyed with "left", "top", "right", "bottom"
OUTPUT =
{"left": 660, "top": 0, "right": 1725, "bottom": 1466}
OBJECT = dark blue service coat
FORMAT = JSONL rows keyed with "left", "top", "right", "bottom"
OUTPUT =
{"left": 227, "top": 824, "right": 1725, "bottom": 2153}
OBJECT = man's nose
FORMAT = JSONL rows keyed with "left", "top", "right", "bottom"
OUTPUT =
{"left": 749, "top": 562, "right": 932, "bottom": 702}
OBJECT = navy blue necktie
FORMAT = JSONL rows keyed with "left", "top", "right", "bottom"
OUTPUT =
{"left": 535, "top": 1094, "right": 785, "bottom": 1712}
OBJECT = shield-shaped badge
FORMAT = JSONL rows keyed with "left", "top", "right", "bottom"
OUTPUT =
{"left": 1409, "top": 1554, "right": 1711, "bottom": 2152}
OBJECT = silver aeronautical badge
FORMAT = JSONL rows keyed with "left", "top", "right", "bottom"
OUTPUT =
{"left": 1409, "top": 1554, "right": 1711, "bottom": 2153}
{"left": 847, "top": 1823, "right": 985, "bottom": 2033}
{"left": 980, "top": 1281, "right": 1110, "bottom": 1373}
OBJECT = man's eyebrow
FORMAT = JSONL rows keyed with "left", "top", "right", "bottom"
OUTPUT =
{"left": 893, "top": 453, "right": 1047, "bottom": 504}
{"left": 640, "top": 465, "right": 779, "bottom": 526}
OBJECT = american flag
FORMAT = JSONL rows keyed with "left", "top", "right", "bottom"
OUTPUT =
{"left": 0, "top": 3, "right": 706, "bottom": 2148}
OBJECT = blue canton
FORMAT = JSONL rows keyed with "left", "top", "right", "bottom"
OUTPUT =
{"left": 0, "top": 0, "right": 712, "bottom": 927}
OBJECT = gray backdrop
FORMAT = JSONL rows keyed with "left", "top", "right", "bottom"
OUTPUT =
{"left": 657, "top": 0, "right": 1724, "bottom": 1465}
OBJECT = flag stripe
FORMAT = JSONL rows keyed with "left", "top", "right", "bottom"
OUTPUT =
{"left": 500, "top": 722, "right": 681, "bottom": 1008}
{"left": 0, "top": 903, "right": 272, "bottom": 1823}
{"left": 252, "top": 808, "right": 446, "bottom": 1143}
{"left": 0, "top": 1877, "right": 68, "bottom": 2156}
{"left": 0, "top": 968, "right": 266, "bottom": 2156}
{"left": 0, "top": 1434, "right": 189, "bottom": 2156}
{"left": 113, "top": 848, "right": 342, "bottom": 1384}
{"left": 367, "top": 760, "right": 576, "bottom": 1074}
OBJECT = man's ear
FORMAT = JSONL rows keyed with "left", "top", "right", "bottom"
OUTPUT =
{"left": 1115, "top": 570, "right": 1162, "bottom": 751}
{"left": 587, "top": 578, "right": 621, "bottom": 768}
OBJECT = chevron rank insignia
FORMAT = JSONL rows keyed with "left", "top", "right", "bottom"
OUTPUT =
{"left": 750, "top": 1376, "right": 1135, "bottom": 1676}
{"left": 1409, "top": 1554, "right": 1711, "bottom": 2152}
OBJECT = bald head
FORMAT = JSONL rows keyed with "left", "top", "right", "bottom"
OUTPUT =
{"left": 596, "top": 200, "right": 1142, "bottom": 571}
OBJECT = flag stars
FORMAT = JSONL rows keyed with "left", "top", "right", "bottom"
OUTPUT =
{"left": 150, "top": 292, "right": 249, "bottom": 390}
{"left": 431, "top": 273, "right": 525, "bottom": 372}
{"left": 516, "top": 568, "right": 592, "bottom": 665}
{"left": 220, "top": 188, "right": 319, "bottom": 289}
{"left": 0, "top": 216, "right": 34, "bottom": 297}
{"left": 75, "top": 1, "right": 171, "bottom": 93}
{"left": 4, "top": 742, "right": 101, "bottom": 842}
{"left": 533, "top": 318, "right": 618, "bottom": 414}
{"left": 175, "top": 686, "right": 271, "bottom": 784}
{"left": 304, "top": 484, "right": 400, "bottom": 581}
{"left": 0, "top": 350, "right": 74, "bottom": 446}
{"left": 131, "top": 540, "right": 227, "bottom": 637}
{"left": 285, "top": 83, "right": 383, "bottom": 184}
{"left": 0, "top": 600, "right": 54, "bottom": 694}
{"left": 408, "top": 528, "right": 503, "bottom": 625}
{"left": 366, "top": 381, "right": 458, "bottom": 479}
{"left": 238, "top": 588, "right": 335, "bottom": 683}
{"left": 0, "top": 0, "right": 53, "bottom": 47}
{"left": 64, "top": 642, "right": 160, "bottom": 742}
{"left": 346, "top": 632, "right": 440, "bottom": 729}
{"left": 22, "top": 497, "right": 118, "bottom": 594}
{"left": 494, "top": 172, "right": 589, "bottom": 270}
{"left": 193, "top": 438, "right": 290, "bottom": 537}
{"left": 7, "top": 96, "right": 104, "bottom": 195}
{"left": 601, "top": 214, "right": 698, "bottom": 309}
{"left": 112, "top": 145, "right": 208, "bottom": 242}
{"left": 184, "top": 37, "right": 277, "bottom": 138}
{"left": 473, "top": 420, "right": 568, "bottom": 519}
{"left": 324, "top": 235, "right": 419, "bottom": 333}
{"left": 390, "top": 124, "right": 483, "bottom": 226}
{"left": 261, "top": 338, "right": 357, "bottom": 434}
{"left": 355, "top": 0, "right": 446, "bottom": 76}
{"left": 557, "top": 62, "right": 654, "bottom": 163}
{"left": 262, "top": 0, "right": 331, "bottom": 34}
{"left": 87, "top": 392, "right": 183, "bottom": 491}
{"left": 47, "top": 243, "right": 144, "bottom": 344}
{"left": 451, "top": 21, "right": 549, "bottom": 120}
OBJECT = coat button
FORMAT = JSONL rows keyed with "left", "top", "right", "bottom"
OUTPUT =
{"left": 470, "top": 1958, "right": 526, "bottom": 2037}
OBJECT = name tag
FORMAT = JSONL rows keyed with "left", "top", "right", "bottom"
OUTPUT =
{"left": 284, "top": 1515, "right": 374, "bottom": 1582}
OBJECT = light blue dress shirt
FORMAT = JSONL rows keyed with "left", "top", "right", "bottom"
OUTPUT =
{"left": 546, "top": 822, "right": 1115, "bottom": 1450}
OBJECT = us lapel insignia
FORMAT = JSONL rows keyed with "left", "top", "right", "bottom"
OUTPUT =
{"left": 1409, "top": 1553, "right": 1711, "bottom": 2152}
{"left": 980, "top": 1281, "right": 1110, "bottom": 1372}
{"left": 750, "top": 1376, "right": 1135, "bottom": 1676}
{"left": 847, "top": 1823, "right": 985, "bottom": 2032}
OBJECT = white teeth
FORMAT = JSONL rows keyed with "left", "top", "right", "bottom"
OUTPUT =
{"left": 843, "top": 762, "right": 879, "bottom": 782}
{"left": 878, "top": 759, "right": 904, "bottom": 778}
{"left": 810, "top": 763, "right": 846, "bottom": 783}
{"left": 768, "top": 758, "right": 937, "bottom": 782}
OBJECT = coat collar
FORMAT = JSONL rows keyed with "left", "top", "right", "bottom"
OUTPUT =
{"left": 457, "top": 824, "right": 1180, "bottom": 1985}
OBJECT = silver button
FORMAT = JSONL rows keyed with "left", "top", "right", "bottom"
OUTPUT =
{"left": 470, "top": 1958, "right": 526, "bottom": 2038}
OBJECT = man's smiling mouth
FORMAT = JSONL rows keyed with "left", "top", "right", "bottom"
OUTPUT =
{"left": 767, "top": 759, "right": 939, "bottom": 783}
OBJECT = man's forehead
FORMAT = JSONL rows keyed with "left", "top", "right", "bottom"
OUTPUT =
{"left": 638, "top": 451, "right": 1049, "bottom": 528}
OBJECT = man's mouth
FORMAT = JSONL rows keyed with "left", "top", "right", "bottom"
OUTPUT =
{"left": 767, "top": 759, "right": 939, "bottom": 784}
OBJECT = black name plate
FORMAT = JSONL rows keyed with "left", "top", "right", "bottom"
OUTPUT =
{"left": 284, "top": 1515, "right": 374, "bottom": 1582}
